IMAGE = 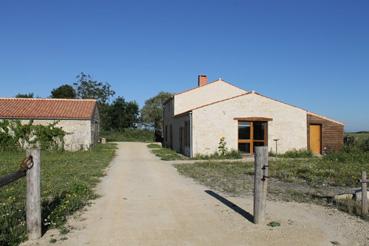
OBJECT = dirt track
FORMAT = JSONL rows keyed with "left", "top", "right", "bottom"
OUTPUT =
{"left": 24, "top": 142, "right": 369, "bottom": 246}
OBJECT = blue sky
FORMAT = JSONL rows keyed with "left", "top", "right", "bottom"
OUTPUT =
{"left": 0, "top": 0, "right": 368, "bottom": 131}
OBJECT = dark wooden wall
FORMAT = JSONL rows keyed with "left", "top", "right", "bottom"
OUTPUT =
{"left": 307, "top": 114, "right": 344, "bottom": 153}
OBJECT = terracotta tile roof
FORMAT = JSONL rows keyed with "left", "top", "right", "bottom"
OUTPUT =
{"left": 0, "top": 98, "right": 97, "bottom": 120}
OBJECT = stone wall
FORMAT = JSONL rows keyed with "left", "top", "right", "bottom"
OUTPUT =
{"left": 22, "top": 119, "right": 93, "bottom": 151}
{"left": 192, "top": 93, "right": 308, "bottom": 155}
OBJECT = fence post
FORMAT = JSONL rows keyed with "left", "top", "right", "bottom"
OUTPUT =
{"left": 254, "top": 146, "right": 268, "bottom": 224}
{"left": 26, "top": 148, "right": 41, "bottom": 240}
{"left": 361, "top": 171, "right": 368, "bottom": 216}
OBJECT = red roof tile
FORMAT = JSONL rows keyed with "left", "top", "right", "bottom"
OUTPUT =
{"left": 0, "top": 98, "right": 97, "bottom": 120}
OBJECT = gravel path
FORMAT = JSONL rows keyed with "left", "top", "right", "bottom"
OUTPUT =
{"left": 24, "top": 142, "right": 369, "bottom": 246}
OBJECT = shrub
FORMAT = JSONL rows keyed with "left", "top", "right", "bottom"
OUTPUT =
{"left": 360, "top": 138, "right": 369, "bottom": 152}
{"left": 0, "top": 120, "right": 65, "bottom": 151}
{"left": 218, "top": 137, "right": 228, "bottom": 156}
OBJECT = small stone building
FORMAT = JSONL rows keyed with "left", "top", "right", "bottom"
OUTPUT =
{"left": 163, "top": 75, "right": 344, "bottom": 157}
{"left": 0, "top": 98, "right": 99, "bottom": 151}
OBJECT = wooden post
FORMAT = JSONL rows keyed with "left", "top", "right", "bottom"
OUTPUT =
{"left": 254, "top": 146, "right": 268, "bottom": 224}
{"left": 361, "top": 171, "right": 368, "bottom": 216}
{"left": 26, "top": 148, "right": 41, "bottom": 240}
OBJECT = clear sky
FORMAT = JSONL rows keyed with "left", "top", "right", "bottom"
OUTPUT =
{"left": 0, "top": 0, "right": 368, "bottom": 131}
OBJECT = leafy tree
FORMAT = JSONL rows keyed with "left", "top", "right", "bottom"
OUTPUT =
{"left": 15, "top": 93, "right": 34, "bottom": 98}
{"left": 109, "top": 97, "right": 139, "bottom": 130}
{"left": 50, "top": 84, "right": 77, "bottom": 99}
{"left": 125, "top": 101, "right": 139, "bottom": 128}
{"left": 74, "top": 72, "right": 115, "bottom": 104}
{"left": 141, "top": 92, "right": 172, "bottom": 130}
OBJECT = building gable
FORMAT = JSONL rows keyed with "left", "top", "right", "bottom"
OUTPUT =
{"left": 174, "top": 80, "right": 246, "bottom": 115}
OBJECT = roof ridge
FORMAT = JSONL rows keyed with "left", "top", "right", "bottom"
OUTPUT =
{"left": 0, "top": 97, "right": 97, "bottom": 102}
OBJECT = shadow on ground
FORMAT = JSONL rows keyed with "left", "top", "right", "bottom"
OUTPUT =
{"left": 205, "top": 190, "right": 254, "bottom": 223}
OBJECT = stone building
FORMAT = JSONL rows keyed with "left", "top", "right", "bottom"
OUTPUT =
{"left": 163, "top": 75, "right": 344, "bottom": 157}
{"left": 0, "top": 98, "right": 99, "bottom": 151}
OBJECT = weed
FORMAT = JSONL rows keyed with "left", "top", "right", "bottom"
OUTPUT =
{"left": 49, "top": 238, "right": 57, "bottom": 243}
{"left": 267, "top": 221, "right": 281, "bottom": 227}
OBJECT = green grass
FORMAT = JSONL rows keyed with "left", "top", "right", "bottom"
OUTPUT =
{"left": 149, "top": 145, "right": 242, "bottom": 161}
{"left": 193, "top": 150, "right": 242, "bottom": 160}
{"left": 151, "top": 147, "right": 185, "bottom": 161}
{"left": 0, "top": 143, "right": 116, "bottom": 246}
{"left": 175, "top": 148, "right": 369, "bottom": 195}
{"left": 147, "top": 143, "right": 161, "bottom": 149}
{"left": 176, "top": 161, "right": 250, "bottom": 195}
{"left": 101, "top": 129, "right": 154, "bottom": 142}
{"left": 270, "top": 149, "right": 314, "bottom": 158}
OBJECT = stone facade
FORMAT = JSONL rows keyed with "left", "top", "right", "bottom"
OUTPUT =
{"left": 163, "top": 77, "right": 343, "bottom": 157}
{"left": 192, "top": 92, "right": 307, "bottom": 155}
{"left": 22, "top": 114, "right": 98, "bottom": 151}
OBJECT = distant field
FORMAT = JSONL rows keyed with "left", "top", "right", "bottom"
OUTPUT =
{"left": 346, "top": 131, "right": 369, "bottom": 142}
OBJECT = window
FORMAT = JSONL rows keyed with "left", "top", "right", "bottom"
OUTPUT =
{"left": 238, "top": 121, "right": 268, "bottom": 155}
{"left": 238, "top": 122, "right": 251, "bottom": 140}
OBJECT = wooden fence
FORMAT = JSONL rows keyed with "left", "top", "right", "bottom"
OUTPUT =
{"left": 0, "top": 148, "right": 41, "bottom": 240}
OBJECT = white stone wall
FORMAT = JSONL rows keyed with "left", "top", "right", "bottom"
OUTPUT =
{"left": 192, "top": 93, "right": 308, "bottom": 155}
{"left": 21, "top": 119, "right": 93, "bottom": 151}
{"left": 163, "top": 100, "right": 191, "bottom": 156}
{"left": 174, "top": 80, "right": 246, "bottom": 115}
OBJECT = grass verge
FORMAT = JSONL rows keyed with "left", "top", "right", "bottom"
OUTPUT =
{"left": 151, "top": 147, "right": 185, "bottom": 161}
{"left": 175, "top": 154, "right": 369, "bottom": 218}
{"left": 0, "top": 143, "right": 116, "bottom": 246}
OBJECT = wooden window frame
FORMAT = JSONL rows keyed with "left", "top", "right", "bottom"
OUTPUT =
{"left": 238, "top": 121, "right": 268, "bottom": 155}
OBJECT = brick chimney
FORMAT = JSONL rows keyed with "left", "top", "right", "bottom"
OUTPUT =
{"left": 198, "top": 75, "right": 208, "bottom": 87}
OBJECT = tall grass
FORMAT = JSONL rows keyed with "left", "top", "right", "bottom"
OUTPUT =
{"left": 0, "top": 143, "right": 116, "bottom": 246}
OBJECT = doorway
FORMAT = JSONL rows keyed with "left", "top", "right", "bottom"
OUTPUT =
{"left": 309, "top": 124, "right": 322, "bottom": 154}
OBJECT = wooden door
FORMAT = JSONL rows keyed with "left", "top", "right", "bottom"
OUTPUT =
{"left": 309, "top": 125, "right": 321, "bottom": 154}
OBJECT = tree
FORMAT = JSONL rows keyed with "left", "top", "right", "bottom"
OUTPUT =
{"left": 50, "top": 84, "right": 77, "bottom": 99}
{"left": 15, "top": 93, "right": 34, "bottom": 98}
{"left": 109, "top": 97, "right": 139, "bottom": 130}
{"left": 141, "top": 92, "right": 172, "bottom": 130}
{"left": 74, "top": 72, "right": 115, "bottom": 104}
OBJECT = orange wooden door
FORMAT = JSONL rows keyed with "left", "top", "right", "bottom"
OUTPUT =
{"left": 309, "top": 125, "right": 321, "bottom": 154}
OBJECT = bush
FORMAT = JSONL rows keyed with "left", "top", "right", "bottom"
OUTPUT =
{"left": 360, "top": 138, "right": 369, "bottom": 152}
{"left": 323, "top": 147, "right": 369, "bottom": 164}
{"left": 0, "top": 120, "right": 65, "bottom": 151}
